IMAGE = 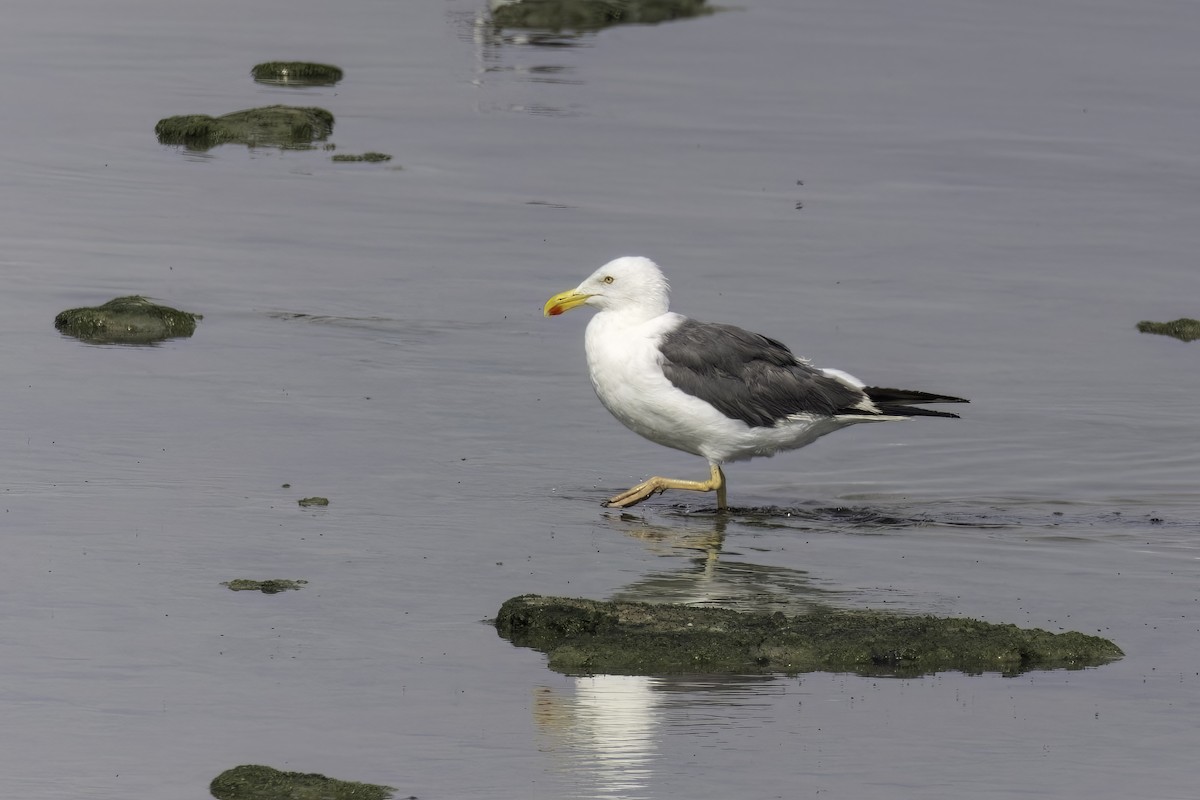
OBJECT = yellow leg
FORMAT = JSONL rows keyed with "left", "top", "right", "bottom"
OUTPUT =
{"left": 605, "top": 463, "right": 728, "bottom": 511}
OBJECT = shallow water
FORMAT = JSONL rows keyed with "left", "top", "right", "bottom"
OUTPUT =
{"left": 1, "top": 0, "right": 1197, "bottom": 797}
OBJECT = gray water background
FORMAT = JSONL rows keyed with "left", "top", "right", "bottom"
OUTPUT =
{"left": 1, "top": 0, "right": 1197, "bottom": 797}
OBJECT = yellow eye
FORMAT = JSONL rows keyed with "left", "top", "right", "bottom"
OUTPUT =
{"left": 602, "top": 275, "right": 615, "bottom": 284}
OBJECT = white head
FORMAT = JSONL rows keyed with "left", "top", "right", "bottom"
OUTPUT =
{"left": 543, "top": 256, "right": 671, "bottom": 322}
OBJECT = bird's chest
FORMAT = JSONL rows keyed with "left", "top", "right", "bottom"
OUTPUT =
{"left": 583, "top": 318, "right": 721, "bottom": 452}
{"left": 584, "top": 326, "right": 664, "bottom": 414}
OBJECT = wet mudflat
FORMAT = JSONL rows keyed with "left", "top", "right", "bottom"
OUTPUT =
{"left": 1, "top": 0, "right": 1197, "bottom": 798}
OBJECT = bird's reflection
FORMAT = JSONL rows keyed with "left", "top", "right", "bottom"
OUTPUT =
{"left": 599, "top": 511, "right": 841, "bottom": 614}
{"left": 534, "top": 675, "right": 658, "bottom": 799}
{"left": 533, "top": 671, "right": 781, "bottom": 800}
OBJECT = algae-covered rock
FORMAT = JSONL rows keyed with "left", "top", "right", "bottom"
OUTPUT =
{"left": 54, "top": 296, "right": 201, "bottom": 344}
{"left": 496, "top": 594, "right": 1124, "bottom": 677}
{"left": 298, "top": 496, "right": 329, "bottom": 507}
{"left": 251, "top": 61, "right": 344, "bottom": 86}
{"left": 155, "top": 105, "right": 334, "bottom": 151}
{"left": 491, "top": 0, "right": 713, "bottom": 30}
{"left": 331, "top": 152, "right": 393, "bottom": 163}
{"left": 210, "top": 764, "right": 394, "bottom": 800}
{"left": 221, "top": 579, "right": 308, "bottom": 594}
{"left": 1136, "top": 317, "right": 1200, "bottom": 342}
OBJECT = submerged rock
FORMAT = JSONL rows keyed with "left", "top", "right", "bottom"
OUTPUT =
{"left": 210, "top": 764, "right": 394, "bottom": 800}
{"left": 155, "top": 105, "right": 334, "bottom": 151}
{"left": 298, "top": 496, "right": 330, "bottom": 507}
{"left": 496, "top": 594, "right": 1124, "bottom": 677}
{"left": 331, "top": 152, "right": 393, "bottom": 163}
{"left": 251, "top": 61, "right": 344, "bottom": 86}
{"left": 54, "top": 296, "right": 200, "bottom": 344}
{"left": 221, "top": 579, "right": 308, "bottom": 594}
{"left": 490, "top": 0, "right": 713, "bottom": 31}
{"left": 1136, "top": 317, "right": 1200, "bottom": 342}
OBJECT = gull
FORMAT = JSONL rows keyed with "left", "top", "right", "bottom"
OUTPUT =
{"left": 543, "top": 256, "right": 967, "bottom": 510}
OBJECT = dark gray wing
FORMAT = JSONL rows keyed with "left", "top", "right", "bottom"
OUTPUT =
{"left": 658, "top": 319, "right": 867, "bottom": 428}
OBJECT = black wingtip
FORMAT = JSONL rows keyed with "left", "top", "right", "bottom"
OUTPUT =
{"left": 864, "top": 387, "right": 969, "bottom": 406}
{"left": 875, "top": 405, "right": 962, "bottom": 419}
{"left": 862, "top": 387, "right": 967, "bottom": 419}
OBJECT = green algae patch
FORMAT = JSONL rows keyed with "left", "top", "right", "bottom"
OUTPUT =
{"left": 331, "top": 152, "right": 393, "bottom": 163}
{"left": 298, "top": 496, "right": 330, "bottom": 507}
{"left": 155, "top": 105, "right": 334, "bottom": 151}
{"left": 491, "top": 0, "right": 713, "bottom": 31}
{"left": 55, "top": 296, "right": 200, "bottom": 344}
{"left": 1136, "top": 317, "right": 1200, "bottom": 342}
{"left": 222, "top": 579, "right": 308, "bottom": 594}
{"left": 251, "top": 61, "right": 344, "bottom": 86}
{"left": 210, "top": 764, "right": 394, "bottom": 800}
{"left": 495, "top": 595, "right": 1124, "bottom": 677}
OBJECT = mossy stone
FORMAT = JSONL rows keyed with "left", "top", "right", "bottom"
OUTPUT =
{"left": 54, "top": 296, "right": 200, "bottom": 344}
{"left": 496, "top": 594, "right": 1124, "bottom": 677}
{"left": 491, "top": 0, "right": 713, "bottom": 31}
{"left": 1136, "top": 318, "right": 1200, "bottom": 342}
{"left": 331, "top": 152, "right": 393, "bottom": 163}
{"left": 251, "top": 62, "right": 344, "bottom": 86}
{"left": 210, "top": 764, "right": 393, "bottom": 800}
{"left": 155, "top": 105, "right": 334, "bottom": 151}
{"left": 221, "top": 579, "right": 308, "bottom": 594}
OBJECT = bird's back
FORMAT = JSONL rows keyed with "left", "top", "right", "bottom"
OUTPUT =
{"left": 657, "top": 319, "right": 872, "bottom": 428}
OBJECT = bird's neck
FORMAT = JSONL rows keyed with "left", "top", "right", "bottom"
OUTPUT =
{"left": 586, "top": 308, "right": 676, "bottom": 359}
{"left": 592, "top": 301, "right": 668, "bottom": 329}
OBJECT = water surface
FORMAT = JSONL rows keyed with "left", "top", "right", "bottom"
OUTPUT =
{"left": 1, "top": 0, "right": 1197, "bottom": 798}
